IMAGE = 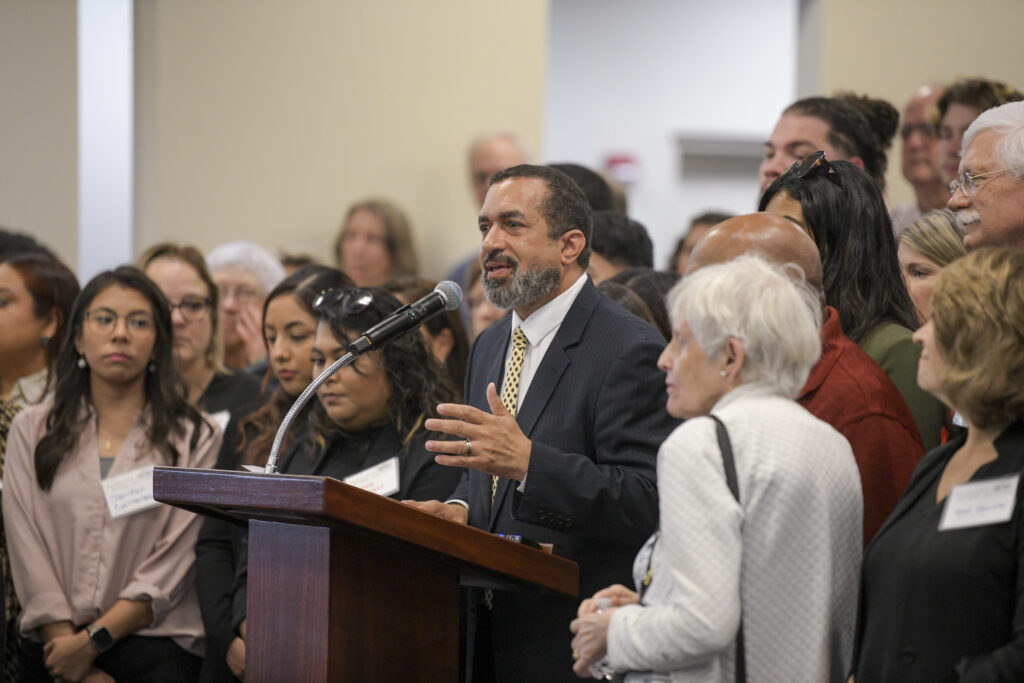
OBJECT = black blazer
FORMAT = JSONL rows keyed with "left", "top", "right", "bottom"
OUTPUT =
{"left": 452, "top": 279, "right": 677, "bottom": 682}
{"left": 853, "top": 420, "right": 1024, "bottom": 683}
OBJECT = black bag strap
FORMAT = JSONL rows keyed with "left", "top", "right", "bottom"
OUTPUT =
{"left": 708, "top": 414, "right": 745, "bottom": 683}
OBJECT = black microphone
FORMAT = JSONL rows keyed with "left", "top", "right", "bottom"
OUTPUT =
{"left": 347, "top": 280, "right": 462, "bottom": 355}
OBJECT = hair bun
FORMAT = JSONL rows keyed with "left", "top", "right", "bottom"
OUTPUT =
{"left": 835, "top": 92, "right": 899, "bottom": 149}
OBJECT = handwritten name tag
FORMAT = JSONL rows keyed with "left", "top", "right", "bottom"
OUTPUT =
{"left": 939, "top": 474, "right": 1019, "bottom": 531}
{"left": 344, "top": 457, "right": 400, "bottom": 497}
{"left": 101, "top": 466, "right": 160, "bottom": 518}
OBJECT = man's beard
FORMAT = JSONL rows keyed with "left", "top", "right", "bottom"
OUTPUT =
{"left": 956, "top": 209, "right": 981, "bottom": 232}
{"left": 482, "top": 253, "right": 560, "bottom": 310}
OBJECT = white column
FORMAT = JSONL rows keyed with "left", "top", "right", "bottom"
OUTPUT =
{"left": 78, "top": 0, "right": 133, "bottom": 281}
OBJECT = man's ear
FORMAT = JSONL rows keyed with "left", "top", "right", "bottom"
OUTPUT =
{"left": 560, "top": 229, "right": 586, "bottom": 266}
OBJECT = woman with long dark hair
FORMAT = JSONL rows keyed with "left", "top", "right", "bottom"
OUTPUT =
{"left": 3, "top": 266, "right": 220, "bottom": 683}
{"left": 195, "top": 265, "right": 351, "bottom": 683}
{"left": 759, "top": 154, "right": 946, "bottom": 451}
{"left": 0, "top": 250, "right": 79, "bottom": 681}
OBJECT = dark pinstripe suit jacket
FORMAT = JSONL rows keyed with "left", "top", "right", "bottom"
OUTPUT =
{"left": 452, "top": 278, "right": 676, "bottom": 681}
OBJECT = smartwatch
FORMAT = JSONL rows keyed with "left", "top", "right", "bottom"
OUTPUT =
{"left": 85, "top": 624, "right": 114, "bottom": 653}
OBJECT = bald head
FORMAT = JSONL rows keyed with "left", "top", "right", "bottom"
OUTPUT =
{"left": 688, "top": 213, "right": 824, "bottom": 296}
{"left": 468, "top": 133, "right": 530, "bottom": 207}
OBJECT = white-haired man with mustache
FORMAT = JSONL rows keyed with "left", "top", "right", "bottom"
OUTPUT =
{"left": 948, "top": 100, "right": 1024, "bottom": 250}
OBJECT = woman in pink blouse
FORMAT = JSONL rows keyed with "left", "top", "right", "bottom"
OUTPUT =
{"left": 3, "top": 266, "right": 220, "bottom": 683}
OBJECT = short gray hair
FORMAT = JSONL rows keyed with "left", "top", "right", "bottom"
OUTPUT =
{"left": 467, "top": 132, "right": 533, "bottom": 164}
{"left": 206, "top": 240, "right": 286, "bottom": 294}
{"left": 962, "top": 101, "right": 1024, "bottom": 180}
{"left": 667, "top": 254, "right": 823, "bottom": 398}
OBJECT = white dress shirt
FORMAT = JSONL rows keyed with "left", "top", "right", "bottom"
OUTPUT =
{"left": 502, "top": 272, "right": 589, "bottom": 415}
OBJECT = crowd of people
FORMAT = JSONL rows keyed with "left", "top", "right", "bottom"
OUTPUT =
{"left": 0, "top": 75, "right": 1022, "bottom": 683}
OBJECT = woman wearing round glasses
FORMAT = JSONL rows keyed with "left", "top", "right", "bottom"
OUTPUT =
{"left": 851, "top": 247, "right": 1024, "bottom": 682}
{"left": 140, "top": 244, "right": 262, "bottom": 427}
{"left": 2, "top": 266, "right": 220, "bottom": 683}
{"left": 759, "top": 154, "right": 946, "bottom": 452}
{"left": 195, "top": 264, "right": 351, "bottom": 683}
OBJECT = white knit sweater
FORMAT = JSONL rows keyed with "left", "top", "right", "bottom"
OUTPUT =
{"left": 606, "top": 385, "right": 862, "bottom": 682}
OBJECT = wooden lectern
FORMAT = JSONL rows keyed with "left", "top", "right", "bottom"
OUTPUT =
{"left": 153, "top": 467, "right": 578, "bottom": 682}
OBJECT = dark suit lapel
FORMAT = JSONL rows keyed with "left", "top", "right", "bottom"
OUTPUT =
{"left": 488, "top": 281, "right": 599, "bottom": 528}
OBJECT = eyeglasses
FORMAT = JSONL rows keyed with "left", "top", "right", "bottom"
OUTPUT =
{"left": 785, "top": 150, "right": 839, "bottom": 184}
{"left": 313, "top": 288, "right": 375, "bottom": 316}
{"left": 168, "top": 296, "right": 212, "bottom": 322}
{"left": 900, "top": 122, "right": 936, "bottom": 141}
{"left": 218, "top": 284, "right": 260, "bottom": 305}
{"left": 949, "top": 168, "right": 1009, "bottom": 197}
{"left": 83, "top": 308, "right": 155, "bottom": 335}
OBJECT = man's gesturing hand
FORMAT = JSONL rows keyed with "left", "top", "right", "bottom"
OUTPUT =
{"left": 425, "top": 382, "right": 532, "bottom": 482}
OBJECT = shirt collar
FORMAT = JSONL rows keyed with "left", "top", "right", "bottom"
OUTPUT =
{"left": 6, "top": 367, "right": 50, "bottom": 408}
{"left": 510, "top": 272, "right": 589, "bottom": 346}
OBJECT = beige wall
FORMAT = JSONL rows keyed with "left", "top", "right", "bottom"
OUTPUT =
{"left": 0, "top": 0, "right": 78, "bottom": 269}
{"left": 817, "top": 0, "right": 1024, "bottom": 206}
{"left": 134, "top": 0, "right": 547, "bottom": 280}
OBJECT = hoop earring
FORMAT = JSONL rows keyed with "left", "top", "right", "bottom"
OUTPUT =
{"left": 78, "top": 355, "right": 87, "bottom": 369}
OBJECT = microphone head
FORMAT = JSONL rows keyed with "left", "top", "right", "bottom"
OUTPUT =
{"left": 434, "top": 280, "right": 463, "bottom": 311}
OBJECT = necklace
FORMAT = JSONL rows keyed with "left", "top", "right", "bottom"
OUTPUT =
{"left": 97, "top": 430, "right": 117, "bottom": 455}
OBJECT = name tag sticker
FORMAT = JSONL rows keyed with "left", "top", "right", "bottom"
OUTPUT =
{"left": 939, "top": 474, "right": 1019, "bottom": 531}
{"left": 101, "top": 466, "right": 160, "bottom": 518}
{"left": 344, "top": 457, "right": 400, "bottom": 497}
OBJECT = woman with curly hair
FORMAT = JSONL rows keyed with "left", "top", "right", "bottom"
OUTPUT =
{"left": 283, "top": 286, "right": 461, "bottom": 499}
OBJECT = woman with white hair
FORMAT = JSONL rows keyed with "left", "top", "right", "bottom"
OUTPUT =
{"left": 206, "top": 241, "right": 286, "bottom": 370}
{"left": 570, "top": 255, "right": 863, "bottom": 682}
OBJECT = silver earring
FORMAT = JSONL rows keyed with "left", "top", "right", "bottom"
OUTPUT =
{"left": 148, "top": 361, "right": 156, "bottom": 373}
{"left": 720, "top": 370, "right": 729, "bottom": 378}
{"left": 77, "top": 355, "right": 87, "bottom": 369}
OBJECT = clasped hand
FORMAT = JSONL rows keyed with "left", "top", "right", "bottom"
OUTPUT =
{"left": 424, "top": 382, "right": 532, "bottom": 482}
{"left": 44, "top": 631, "right": 97, "bottom": 683}
{"left": 569, "top": 584, "right": 639, "bottom": 677}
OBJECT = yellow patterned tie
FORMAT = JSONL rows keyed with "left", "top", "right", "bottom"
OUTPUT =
{"left": 492, "top": 326, "right": 529, "bottom": 503}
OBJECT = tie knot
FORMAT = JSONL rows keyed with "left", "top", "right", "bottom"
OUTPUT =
{"left": 513, "top": 326, "right": 528, "bottom": 350}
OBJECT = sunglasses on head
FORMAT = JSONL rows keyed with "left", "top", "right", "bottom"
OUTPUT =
{"left": 313, "top": 288, "right": 375, "bottom": 317}
{"left": 784, "top": 150, "right": 839, "bottom": 184}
